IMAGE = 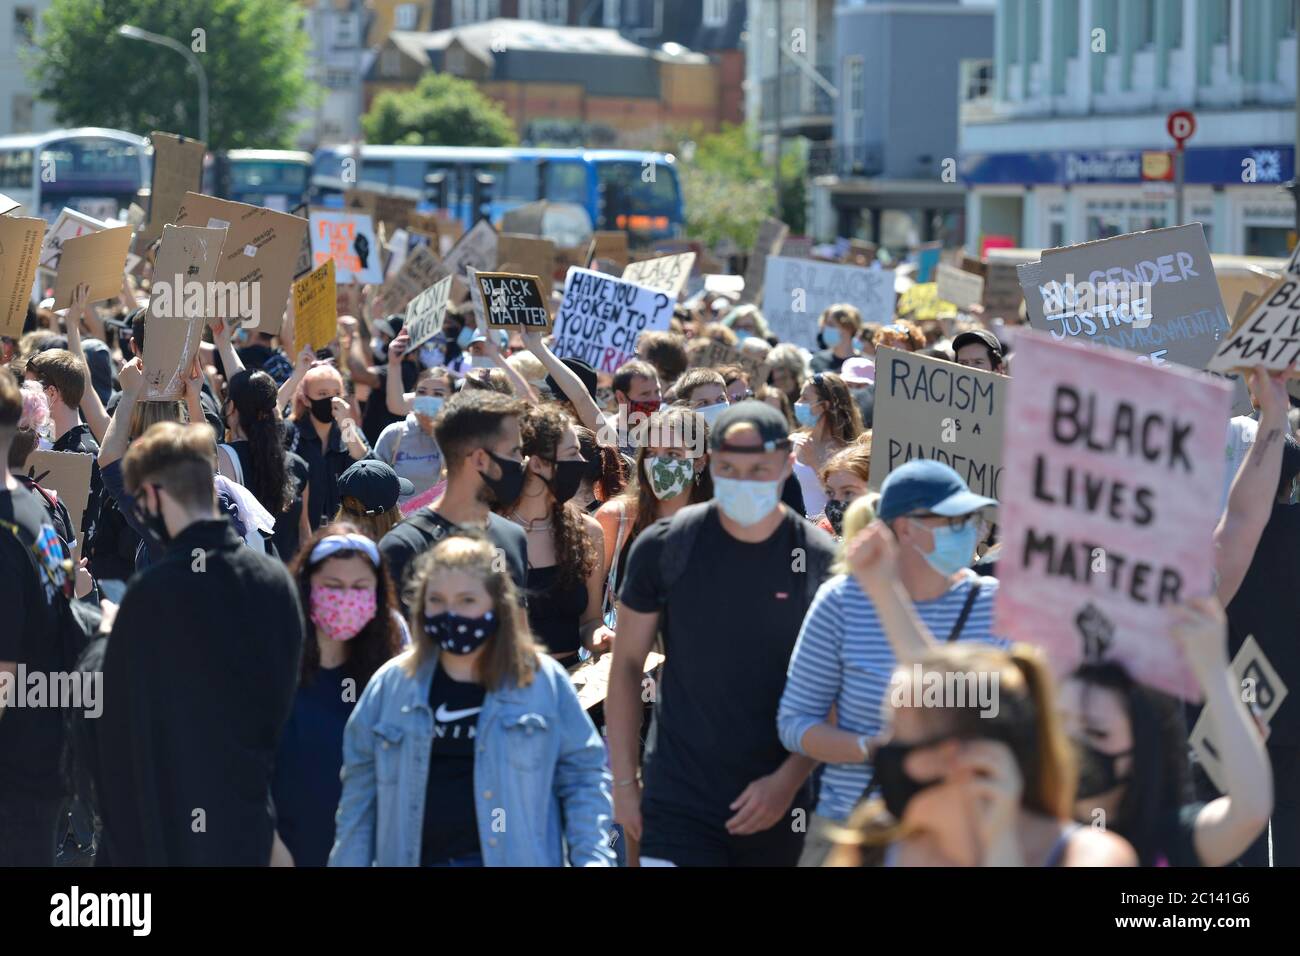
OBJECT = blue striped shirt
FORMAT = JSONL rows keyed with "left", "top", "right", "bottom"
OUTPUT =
{"left": 777, "top": 570, "right": 1008, "bottom": 822}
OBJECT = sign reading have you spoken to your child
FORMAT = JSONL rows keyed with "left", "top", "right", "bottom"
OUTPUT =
{"left": 476, "top": 272, "right": 550, "bottom": 331}
{"left": 868, "top": 347, "right": 1006, "bottom": 499}
{"left": 994, "top": 329, "right": 1229, "bottom": 701}
{"left": 550, "top": 266, "right": 674, "bottom": 373}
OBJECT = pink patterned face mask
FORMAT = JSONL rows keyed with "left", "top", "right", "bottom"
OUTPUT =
{"left": 310, "top": 585, "right": 377, "bottom": 641}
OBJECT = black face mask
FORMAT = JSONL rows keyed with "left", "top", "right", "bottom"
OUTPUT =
{"left": 824, "top": 498, "right": 847, "bottom": 536}
{"left": 1075, "top": 742, "right": 1132, "bottom": 799}
{"left": 871, "top": 739, "right": 947, "bottom": 819}
{"left": 479, "top": 449, "right": 526, "bottom": 505}
{"left": 544, "top": 457, "right": 588, "bottom": 506}
{"left": 133, "top": 486, "right": 173, "bottom": 548}
{"left": 309, "top": 396, "right": 335, "bottom": 424}
{"left": 815, "top": 329, "right": 827, "bottom": 351}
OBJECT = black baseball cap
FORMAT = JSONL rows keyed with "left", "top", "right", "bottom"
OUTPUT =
{"left": 708, "top": 400, "right": 793, "bottom": 453}
{"left": 951, "top": 329, "right": 1003, "bottom": 360}
{"left": 338, "top": 459, "right": 414, "bottom": 515}
{"left": 545, "top": 357, "right": 598, "bottom": 403}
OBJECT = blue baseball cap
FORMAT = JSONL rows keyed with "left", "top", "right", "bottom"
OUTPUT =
{"left": 878, "top": 459, "right": 997, "bottom": 522}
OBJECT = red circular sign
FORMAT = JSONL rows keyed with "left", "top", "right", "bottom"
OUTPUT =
{"left": 1167, "top": 110, "right": 1196, "bottom": 147}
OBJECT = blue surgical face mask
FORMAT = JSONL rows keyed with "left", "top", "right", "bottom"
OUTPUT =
{"left": 456, "top": 326, "right": 475, "bottom": 350}
{"left": 413, "top": 395, "right": 444, "bottom": 419}
{"left": 793, "top": 401, "right": 820, "bottom": 428}
{"left": 697, "top": 401, "right": 728, "bottom": 427}
{"left": 911, "top": 518, "right": 979, "bottom": 577}
{"left": 734, "top": 328, "right": 752, "bottom": 342}
{"left": 713, "top": 475, "right": 781, "bottom": 526}
{"left": 822, "top": 326, "right": 842, "bottom": 348}
{"left": 418, "top": 344, "right": 440, "bottom": 367}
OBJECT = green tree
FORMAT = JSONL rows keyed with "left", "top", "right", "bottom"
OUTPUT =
{"left": 362, "top": 73, "right": 518, "bottom": 147}
{"left": 30, "top": 0, "right": 313, "bottom": 151}
{"left": 679, "top": 123, "right": 806, "bottom": 250}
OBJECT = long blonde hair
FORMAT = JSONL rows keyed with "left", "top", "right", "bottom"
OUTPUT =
{"left": 401, "top": 533, "right": 541, "bottom": 690}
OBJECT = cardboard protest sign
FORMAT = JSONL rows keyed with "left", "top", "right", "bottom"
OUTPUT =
{"left": 476, "top": 272, "right": 550, "bottom": 331}
{"left": 344, "top": 188, "right": 415, "bottom": 234}
{"left": 404, "top": 275, "right": 454, "bottom": 350}
{"left": 762, "top": 257, "right": 896, "bottom": 349}
{"left": 1189, "top": 636, "right": 1288, "bottom": 794}
{"left": 994, "top": 329, "right": 1230, "bottom": 700}
{"left": 142, "top": 132, "right": 206, "bottom": 242}
{"left": 915, "top": 242, "right": 942, "bottom": 283}
{"left": 40, "top": 208, "right": 104, "bottom": 273}
{"left": 0, "top": 215, "right": 45, "bottom": 338}
{"left": 497, "top": 233, "right": 556, "bottom": 298}
{"left": 290, "top": 203, "right": 313, "bottom": 279}
{"left": 705, "top": 274, "right": 744, "bottom": 297}
{"left": 0, "top": 192, "right": 19, "bottom": 215}
{"left": 51, "top": 226, "right": 133, "bottom": 309}
{"left": 380, "top": 245, "right": 441, "bottom": 316}
{"left": 550, "top": 267, "right": 674, "bottom": 373}
{"left": 24, "top": 450, "right": 93, "bottom": 554}
{"left": 936, "top": 263, "right": 985, "bottom": 311}
{"left": 1206, "top": 244, "right": 1300, "bottom": 373}
{"left": 982, "top": 255, "right": 1024, "bottom": 317}
{"left": 173, "top": 192, "right": 308, "bottom": 334}
{"left": 309, "top": 211, "right": 382, "bottom": 285}
{"left": 868, "top": 347, "right": 1005, "bottom": 498}
{"left": 433, "top": 219, "right": 498, "bottom": 286}
{"left": 143, "top": 224, "right": 226, "bottom": 400}
{"left": 896, "top": 283, "right": 957, "bottom": 323}
{"left": 780, "top": 236, "right": 814, "bottom": 260}
{"left": 740, "top": 218, "right": 789, "bottom": 305}
{"left": 593, "top": 231, "right": 629, "bottom": 269}
{"left": 293, "top": 258, "right": 337, "bottom": 354}
{"left": 622, "top": 253, "right": 696, "bottom": 298}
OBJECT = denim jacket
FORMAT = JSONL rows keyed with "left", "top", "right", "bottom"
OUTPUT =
{"left": 329, "top": 651, "right": 614, "bottom": 867}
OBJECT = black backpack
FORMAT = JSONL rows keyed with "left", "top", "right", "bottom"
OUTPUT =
{"left": 657, "top": 501, "right": 833, "bottom": 608}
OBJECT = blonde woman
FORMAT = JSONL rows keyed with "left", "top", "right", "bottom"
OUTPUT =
{"left": 330, "top": 534, "right": 613, "bottom": 867}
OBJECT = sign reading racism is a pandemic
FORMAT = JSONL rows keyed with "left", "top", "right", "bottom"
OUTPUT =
{"left": 550, "top": 266, "right": 674, "bottom": 373}
{"left": 994, "top": 329, "right": 1230, "bottom": 701}
{"left": 762, "top": 256, "right": 895, "bottom": 350}
{"left": 869, "top": 347, "right": 1006, "bottom": 499}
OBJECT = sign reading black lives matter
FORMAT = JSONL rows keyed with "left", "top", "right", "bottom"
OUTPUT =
{"left": 550, "top": 266, "right": 674, "bottom": 373}
{"left": 476, "top": 272, "right": 551, "bottom": 331}
{"left": 994, "top": 329, "right": 1229, "bottom": 701}
{"left": 403, "top": 275, "right": 453, "bottom": 350}
{"left": 869, "top": 347, "right": 1005, "bottom": 499}
{"left": 1018, "top": 223, "right": 1249, "bottom": 414}
{"left": 1206, "top": 243, "right": 1300, "bottom": 374}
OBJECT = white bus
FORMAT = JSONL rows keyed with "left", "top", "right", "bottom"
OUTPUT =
{"left": 0, "top": 127, "right": 150, "bottom": 223}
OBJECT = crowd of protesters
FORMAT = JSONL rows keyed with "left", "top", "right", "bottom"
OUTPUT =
{"left": 0, "top": 238, "right": 1292, "bottom": 871}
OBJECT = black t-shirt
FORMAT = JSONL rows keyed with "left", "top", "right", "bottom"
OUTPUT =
{"left": 420, "top": 666, "right": 486, "bottom": 865}
{"left": 380, "top": 509, "right": 528, "bottom": 616}
{"left": 51, "top": 423, "right": 102, "bottom": 544}
{"left": 363, "top": 363, "right": 420, "bottom": 446}
{"left": 1226, "top": 503, "right": 1300, "bottom": 744}
{"left": 809, "top": 350, "right": 849, "bottom": 374}
{"left": 0, "top": 484, "right": 68, "bottom": 800}
{"left": 287, "top": 418, "right": 359, "bottom": 531}
{"left": 96, "top": 520, "right": 304, "bottom": 865}
{"left": 618, "top": 504, "right": 836, "bottom": 826}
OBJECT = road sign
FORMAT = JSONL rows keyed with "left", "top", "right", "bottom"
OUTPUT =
{"left": 1167, "top": 110, "right": 1196, "bottom": 149}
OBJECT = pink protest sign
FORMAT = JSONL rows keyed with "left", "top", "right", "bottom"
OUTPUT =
{"left": 994, "top": 328, "right": 1230, "bottom": 700}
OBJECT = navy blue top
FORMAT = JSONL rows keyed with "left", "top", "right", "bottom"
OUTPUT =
{"left": 271, "top": 664, "right": 354, "bottom": 867}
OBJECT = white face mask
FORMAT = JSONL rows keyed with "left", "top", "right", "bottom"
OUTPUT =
{"left": 712, "top": 475, "right": 781, "bottom": 526}
{"left": 696, "top": 401, "right": 728, "bottom": 427}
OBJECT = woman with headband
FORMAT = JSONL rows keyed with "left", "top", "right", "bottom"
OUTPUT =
{"left": 272, "top": 524, "right": 403, "bottom": 867}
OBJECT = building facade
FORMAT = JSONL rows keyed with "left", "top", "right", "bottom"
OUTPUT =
{"left": 298, "top": 0, "right": 372, "bottom": 148}
{"left": 960, "top": 0, "right": 1298, "bottom": 257}
{"left": 1, "top": 0, "right": 55, "bottom": 135}
{"left": 811, "top": 0, "right": 994, "bottom": 248}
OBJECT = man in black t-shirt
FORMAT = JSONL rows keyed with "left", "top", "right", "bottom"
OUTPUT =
{"left": 26, "top": 348, "right": 103, "bottom": 545}
{"left": 380, "top": 390, "right": 528, "bottom": 614}
{"left": 608, "top": 401, "right": 835, "bottom": 866}
{"left": 0, "top": 368, "right": 68, "bottom": 866}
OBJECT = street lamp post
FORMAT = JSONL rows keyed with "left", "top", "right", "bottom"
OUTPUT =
{"left": 117, "top": 24, "right": 209, "bottom": 145}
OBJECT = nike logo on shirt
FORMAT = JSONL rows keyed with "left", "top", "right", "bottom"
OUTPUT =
{"left": 435, "top": 703, "right": 483, "bottom": 723}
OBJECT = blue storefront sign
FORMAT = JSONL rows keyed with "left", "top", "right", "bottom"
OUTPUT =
{"left": 961, "top": 145, "right": 1294, "bottom": 186}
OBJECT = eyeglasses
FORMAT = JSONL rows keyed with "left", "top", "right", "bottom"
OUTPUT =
{"left": 908, "top": 513, "right": 976, "bottom": 531}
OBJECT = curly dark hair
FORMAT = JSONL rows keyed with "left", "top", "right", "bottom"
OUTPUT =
{"left": 289, "top": 521, "right": 403, "bottom": 690}
{"left": 227, "top": 369, "right": 294, "bottom": 514}
{"left": 515, "top": 404, "right": 597, "bottom": 592}
{"left": 809, "top": 372, "right": 864, "bottom": 445}
{"left": 575, "top": 424, "right": 627, "bottom": 505}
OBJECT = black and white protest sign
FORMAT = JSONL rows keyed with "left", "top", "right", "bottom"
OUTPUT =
{"left": 761, "top": 256, "right": 895, "bottom": 349}
{"left": 476, "top": 271, "right": 550, "bottom": 330}
{"left": 404, "top": 275, "right": 453, "bottom": 350}
{"left": 550, "top": 266, "right": 673, "bottom": 373}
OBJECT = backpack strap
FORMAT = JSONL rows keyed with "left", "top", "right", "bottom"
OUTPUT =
{"left": 946, "top": 579, "right": 983, "bottom": 643}
{"left": 218, "top": 443, "right": 244, "bottom": 486}
{"left": 657, "top": 501, "right": 714, "bottom": 598}
{"left": 601, "top": 502, "right": 630, "bottom": 623}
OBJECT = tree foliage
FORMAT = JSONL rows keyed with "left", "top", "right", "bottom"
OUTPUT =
{"left": 31, "top": 0, "right": 313, "bottom": 151}
{"left": 362, "top": 73, "right": 518, "bottom": 147}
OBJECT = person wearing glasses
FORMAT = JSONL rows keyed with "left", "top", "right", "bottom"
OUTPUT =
{"left": 718, "top": 366, "right": 753, "bottom": 405}
{"left": 777, "top": 459, "right": 1004, "bottom": 867}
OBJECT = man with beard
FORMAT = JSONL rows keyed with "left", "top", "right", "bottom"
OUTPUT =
{"left": 379, "top": 390, "right": 529, "bottom": 614}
